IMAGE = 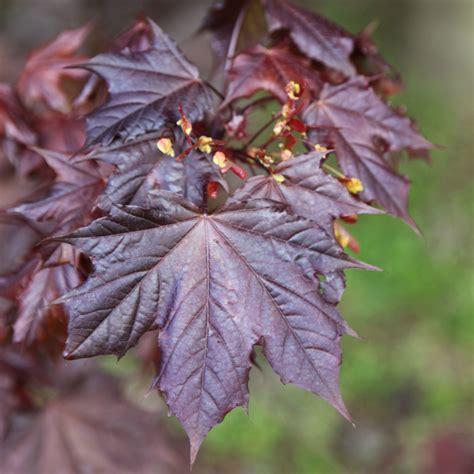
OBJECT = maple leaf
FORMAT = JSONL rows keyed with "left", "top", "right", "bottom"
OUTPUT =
{"left": 303, "top": 76, "right": 434, "bottom": 227}
{"left": 57, "top": 191, "right": 373, "bottom": 462}
{"left": 0, "top": 85, "right": 86, "bottom": 177}
{"left": 229, "top": 151, "right": 381, "bottom": 303}
{"left": 0, "top": 84, "right": 36, "bottom": 146}
{"left": 263, "top": 0, "right": 355, "bottom": 76}
{"left": 16, "top": 25, "right": 90, "bottom": 115}
{"left": 1, "top": 392, "right": 185, "bottom": 474}
{"left": 34, "top": 115, "right": 86, "bottom": 154}
{"left": 353, "top": 25, "right": 403, "bottom": 96}
{"left": 72, "top": 16, "right": 155, "bottom": 114}
{"left": 230, "top": 150, "right": 381, "bottom": 232}
{"left": 10, "top": 148, "right": 104, "bottom": 235}
{"left": 225, "top": 43, "right": 322, "bottom": 104}
{"left": 0, "top": 215, "right": 44, "bottom": 282}
{"left": 0, "top": 347, "right": 38, "bottom": 439}
{"left": 90, "top": 131, "right": 228, "bottom": 212}
{"left": 200, "top": 0, "right": 266, "bottom": 66}
{"left": 0, "top": 84, "right": 41, "bottom": 175}
{"left": 11, "top": 244, "right": 85, "bottom": 349}
{"left": 80, "top": 18, "right": 213, "bottom": 148}
{"left": 113, "top": 14, "right": 155, "bottom": 52}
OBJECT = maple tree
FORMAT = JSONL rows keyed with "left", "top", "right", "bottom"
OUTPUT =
{"left": 0, "top": 0, "right": 433, "bottom": 467}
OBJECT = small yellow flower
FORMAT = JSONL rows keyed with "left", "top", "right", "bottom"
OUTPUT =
{"left": 285, "top": 81, "right": 301, "bottom": 101}
{"left": 247, "top": 147, "right": 261, "bottom": 159}
{"left": 197, "top": 136, "right": 213, "bottom": 154}
{"left": 213, "top": 151, "right": 227, "bottom": 168}
{"left": 346, "top": 177, "right": 364, "bottom": 194}
{"left": 261, "top": 155, "right": 274, "bottom": 167}
{"left": 177, "top": 117, "right": 192, "bottom": 136}
{"left": 273, "top": 120, "right": 287, "bottom": 136}
{"left": 280, "top": 149, "right": 293, "bottom": 161}
{"left": 272, "top": 174, "right": 286, "bottom": 184}
{"left": 334, "top": 222, "right": 350, "bottom": 248}
{"left": 282, "top": 103, "right": 292, "bottom": 118}
{"left": 157, "top": 138, "right": 175, "bottom": 157}
{"left": 314, "top": 144, "right": 328, "bottom": 153}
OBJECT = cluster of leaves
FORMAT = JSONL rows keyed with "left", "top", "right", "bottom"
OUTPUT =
{"left": 0, "top": 0, "right": 433, "bottom": 465}
{"left": 0, "top": 346, "right": 186, "bottom": 474}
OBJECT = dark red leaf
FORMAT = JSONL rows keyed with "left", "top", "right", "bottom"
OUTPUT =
{"left": 90, "top": 132, "right": 228, "bottom": 211}
{"left": 1, "top": 392, "right": 185, "bottom": 474}
{"left": 0, "top": 347, "right": 38, "bottom": 439}
{"left": 81, "top": 18, "right": 213, "bottom": 148}
{"left": 35, "top": 115, "right": 86, "bottom": 154}
{"left": 113, "top": 14, "right": 155, "bottom": 52}
{"left": 58, "top": 191, "right": 373, "bottom": 462}
{"left": 72, "top": 16, "right": 156, "bottom": 114}
{"left": 10, "top": 148, "right": 104, "bottom": 235}
{"left": 16, "top": 25, "right": 90, "bottom": 115}
{"left": 230, "top": 151, "right": 381, "bottom": 234}
{"left": 353, "top": 25, "right": 403, "bottom": 96}
{"left": 304, "top": 76, "right": 434, "bottom": 227}
{"left": 0, "top": 85, "right": 36, "bottom": 146}
{"left": 225, "top": 43, "right": 322, "bottom": 104}
{"left": 263, "top": 0, "right": 355, "bottom": 76}
{"left": 11, "top": 244, "right": 84, "bottom": 349}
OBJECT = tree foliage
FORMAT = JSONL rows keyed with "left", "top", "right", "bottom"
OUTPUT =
{"left": 0, "top": 0, "right": 432, "bottom": 465}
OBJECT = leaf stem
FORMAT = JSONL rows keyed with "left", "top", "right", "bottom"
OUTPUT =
{"left": 322, "top": 163, "right": 345, "bottom": 179}
{"left": 244, "top": 112, "right": 281, "bottom": 148}
{"left": 224, "top": 0, "right": 250, "bottom": 78}
{"left": 205, "top": 81, "right": 225, "bottom": 101}
{"left": 240, "top": 96, "right": 277, "bottom": 114}
{"left": 232, "top": 149, "right": 270, "bottom": 175}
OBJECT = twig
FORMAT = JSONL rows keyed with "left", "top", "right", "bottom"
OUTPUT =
{"left": 224, "top": 0, "right": 250, "bottom": 78}
{"left": 244, "top": 112, "right": 281, "bottom": 148}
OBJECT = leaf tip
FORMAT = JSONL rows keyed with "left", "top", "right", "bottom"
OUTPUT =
{"left": 189, "top": 436, "right": 204, "bottom": 468}
{"left": 332, "top": 395, "right": 353, "bottom": 424}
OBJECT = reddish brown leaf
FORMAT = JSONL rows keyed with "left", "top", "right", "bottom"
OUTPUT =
{"left": 16, "top": 26, "right": 90, "bottom": 115}
{"left": 230, "top": 151, "right": 381, "bottom": 233}
{"left": 0, "top": 85, "right": 36, "bottom": 146}
{"left": 58, "top": 191, "right": 374, "bottom": 462}
{"left": 225, "top": 43, "right": 322, "bottom": 104}
{"left": 0, "top": 347, "right": 38, "bottom": 439}
{"left": 0, "top": 84, "right": 41, "bottom": 175}
{"left": 10, "top": 148, "right": 104, "bottom": 235}
{"left": 263, "top": 0, "right": 355, "bottom": 76}
{"left": 81, "top": 18, "right": 213, "bottom": 148}
{"left": 1, "top": 392, "right": 185, "bottom": 474}
{"left": 12, "top": 244, "right": 84, "bottom": 349}
{"left": 35, "top": 116, "right": 86, "bottom": 154}
{"left": 353, "top": 25, "right": 403, "bottom": 96}
{"left": 90, "top": 131, "right": 228, "bottom": 212}
{"left": 304, "top": 76, "right": 434, "bottom": 227}
{"left": 72, "top": 16, "right": 155, "bottom": 114}
{"left": 113, "top": 14, "right": 155, "bottom": 52}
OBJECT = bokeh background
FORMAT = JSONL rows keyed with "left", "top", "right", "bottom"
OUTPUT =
{"left": 0, "top": 0, "right": 472, "bottom": 473}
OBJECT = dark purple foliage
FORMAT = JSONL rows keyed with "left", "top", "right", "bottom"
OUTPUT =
{"left": 0, "top": 1, "right": 433, "bottom": 465}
